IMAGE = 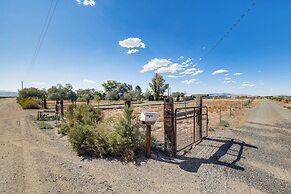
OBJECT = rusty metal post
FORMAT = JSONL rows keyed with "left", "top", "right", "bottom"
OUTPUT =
{"left": 146, "top": 125, "right": 151, "bottom": 158}
{"left": 196, "top": 96, "right": 203, "bottom": 140}
{"left": 164, "top": 97, "right": 175, "bottom": 156}
{"left": 60, "top": 99, "right": 64, "bottom": 118}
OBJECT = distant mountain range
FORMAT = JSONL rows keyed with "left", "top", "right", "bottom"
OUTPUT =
{"left": 0, "top": 90, "right": 18, "bottom": 97}
{"left": 208, "top": 93, "right": 233, "bottom": 97}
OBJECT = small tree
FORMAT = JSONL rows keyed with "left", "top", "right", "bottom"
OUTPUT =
{"left": 76, "top": 89, "right": 95, "bottom": 105}
{"left": 94, "top": 91, "right": 105, "bottom": 107}
{"left": 143, "top": 89, "right": 154, "bottom": 101}
{"left": 114, "top": 105, "right": 144, "bottom": 161}
{"left": 149, "top": 73, "right": 169, "bottom": 101}
{"left": 133, "top": 85, "right": 142, "bottom": 100}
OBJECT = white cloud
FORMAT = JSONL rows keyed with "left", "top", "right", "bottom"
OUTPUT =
{"left": 180, "top": 68, "right": 203, "bottom": 76}
{"left": 167, "top": 75, "right": 185, "bottom": 79}
{"left": 119, "top": 38, "right": 146, "bottom": 49}
{"left": 76, "top": 0, "right": 82, "bottom": 4}
{"left": 182, "top": 79, "right": 197, "bottom": 85}
{"left": 224, "top": 77, "right": 231, "bottom": 81}
{"left": 212, "top": 69, "right": 229, "bottom": 75}
{"left": 241, "top": 82, "right": 255, "bottom": 88}
{"left": 155, "top": 63, "right": 184, "bottom": 74}
{"left": 83, "top": 0, "right": 96, "bottom": 6}
{"left": 30, "top": 82, "right": 45, "bottom": 86}
{"left": 192, "top": 70, "right": 204, "bottom": 76}
{"left": 83, "top": 79, "right": 95, "bottom": 84}
{"left": 234, "top": 72, "right": 243, "bottom": 76}
{"left": 140, "top": 58, "right": 171, "bottom": 73}
{"left": 126, "top": 49, "right": 139, "bottom": 54}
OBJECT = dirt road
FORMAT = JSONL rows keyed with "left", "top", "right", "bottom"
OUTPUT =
{"left": 0, "top": 98, "right": 290, "bottom": 193}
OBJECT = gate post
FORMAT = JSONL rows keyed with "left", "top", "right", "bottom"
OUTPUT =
{"left": 164, "top": 97, "right": 175, "bottom": 156}
{"left": 196, "top": 96, "right": 203, "bottom": 140}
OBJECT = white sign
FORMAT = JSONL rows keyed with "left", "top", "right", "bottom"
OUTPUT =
{"left": 140, "top": 112, "right": 158, "bottom": 125}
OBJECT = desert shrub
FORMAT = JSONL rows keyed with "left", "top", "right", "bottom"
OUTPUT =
{"left": 18, "top": 87, "right": 45, "bottom": 99}
{"left": 65, "top": 104, "right": 75, "bottom": 125}
{"left": 37, "top": 122, "right": 54, "bottom": 129}
{"left": 18, "top": 97, "right": 41, "bottom": 109}
{"left": 58, "top": 124, "right": 71, "bottom": 135}
{"left": 69, "top": 125, "right": 99, "bottom": 157}
{"left": 68, "top": 124, "right": 112, "bottom": 158}
{"left": 74, "top": 105, "right": 104, "bottom": 126}
{"left": 67, "top": 105, "right": 145, "bottom": 161}
{"left": 113, "top": 105, "right": 144, "bottom": 161}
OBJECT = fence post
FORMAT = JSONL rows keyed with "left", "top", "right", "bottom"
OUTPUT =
{"left": 164, "top": 97, "right": 175, "bottom": 156}
{"left": 124, "top": 100, "right": 131, "bottom": 108}
{"left": 60, "top": 99, "right": 64, "bottom": 118}
{"left": 44, "top": 96, "right": 47, "bottom": 109}
{"left": 196, "top": 96, "right": 203, "bottom": 140}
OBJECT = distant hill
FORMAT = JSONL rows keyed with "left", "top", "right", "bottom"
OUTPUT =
{"left": 0, "top": 90, "right": 18, "bottom": 97}
{"left": 208, "top": 93, "right": 232, "bottom": 97}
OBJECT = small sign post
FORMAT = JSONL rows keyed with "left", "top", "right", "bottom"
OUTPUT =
{"left": 140, "top": 112, "right": 158, "bottom": 158}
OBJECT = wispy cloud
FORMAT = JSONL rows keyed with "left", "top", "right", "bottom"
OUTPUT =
{"left": 241, "top": 82, "right": 255, "bottom": 88}
{"left": 126, "top": 49, "right": 139, "bottom": 54}
{"left": 234, "top": 72, "right": 243, "bottom": 76}
{"left": 155, "top": 63, "right": 184, "bottom": 74}
{"left": 212, "top": 69, "right": 229, "bottom": 75}
{"left": 182, "top": 79, "right": 197, "bottom": 85}
{"left": 140, "top": 58, "right": 172, "bottom": 73}
{"left": 83, "top": 79, "right": 95, "bottom": 84}
{"left": 179, "top": 68, "right": 203, "bottom": 76}
{"left": 167, "top": 75, "right": 185, "bottom": 79}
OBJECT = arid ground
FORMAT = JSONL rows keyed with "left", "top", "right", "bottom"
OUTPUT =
{"left": 0, "top": 98, "right": 290, "bottom": 193}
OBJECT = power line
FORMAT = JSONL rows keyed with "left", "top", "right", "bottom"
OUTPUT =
{"left": 194, "top": 0, "right": 257, "bottom": 65}
{"left": 29, "top": 0, "right": 59, "bottom": 68}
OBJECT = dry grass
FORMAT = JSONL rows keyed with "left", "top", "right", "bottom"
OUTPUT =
{"left": 100, "top": 98, "right": 254, "bottom": 144}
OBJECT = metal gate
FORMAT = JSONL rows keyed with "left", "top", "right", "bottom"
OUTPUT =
{"left": 174, "top": 106, "right": 209, "bottom": 153}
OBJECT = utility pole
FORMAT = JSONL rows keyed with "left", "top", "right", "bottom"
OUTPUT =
{"left": 21, "top": 81, "right": 24, "bottom": 90}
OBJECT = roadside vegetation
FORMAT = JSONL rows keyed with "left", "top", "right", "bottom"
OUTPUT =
{"left": 62, "top": 104, "right": 144, "bottom": 161}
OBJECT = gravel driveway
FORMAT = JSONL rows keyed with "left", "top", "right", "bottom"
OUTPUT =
{"left": 0, "top": 98, "right": 290, "bottom": 193}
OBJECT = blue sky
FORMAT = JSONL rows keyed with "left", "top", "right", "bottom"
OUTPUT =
{"left": 1, "top": 0, "right": 291, "bottom": 95}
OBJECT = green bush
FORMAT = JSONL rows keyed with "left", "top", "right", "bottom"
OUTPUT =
{"left": 37, "top": 122, "right": 54, "bottom": 129}
{"left": 17, "top": 97, "right": 41, "bottom": 109}
{"left": 73, "top": 105, "right": 104, "bottom": 126}
{"left": 67, "top": 105, "right": 145, "bottom": 162}
{"left": 113, "top": 105, "right": 144, "bottom": 161}
{"left": 69, "top": 125, "right": 99, "bottom": 157}
{"left": 58, "top": 124, "right": 71, "bottom": 135}
{"left": 62, "top": 104, "right": 104, "bottom": 135}
{"left": 68, "top": 125, "right": 112, "bottom": 158}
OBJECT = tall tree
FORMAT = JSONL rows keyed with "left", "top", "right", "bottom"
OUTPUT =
{"left": 76, "top": 89, "right": 95, "bottom": 105}
{"left": 149, "top": 73, "right": 169, "bottom": 101}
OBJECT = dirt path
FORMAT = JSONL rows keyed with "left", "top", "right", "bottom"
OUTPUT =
{"left": 0, "top": 98, "right": 290, "bottom": 194}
